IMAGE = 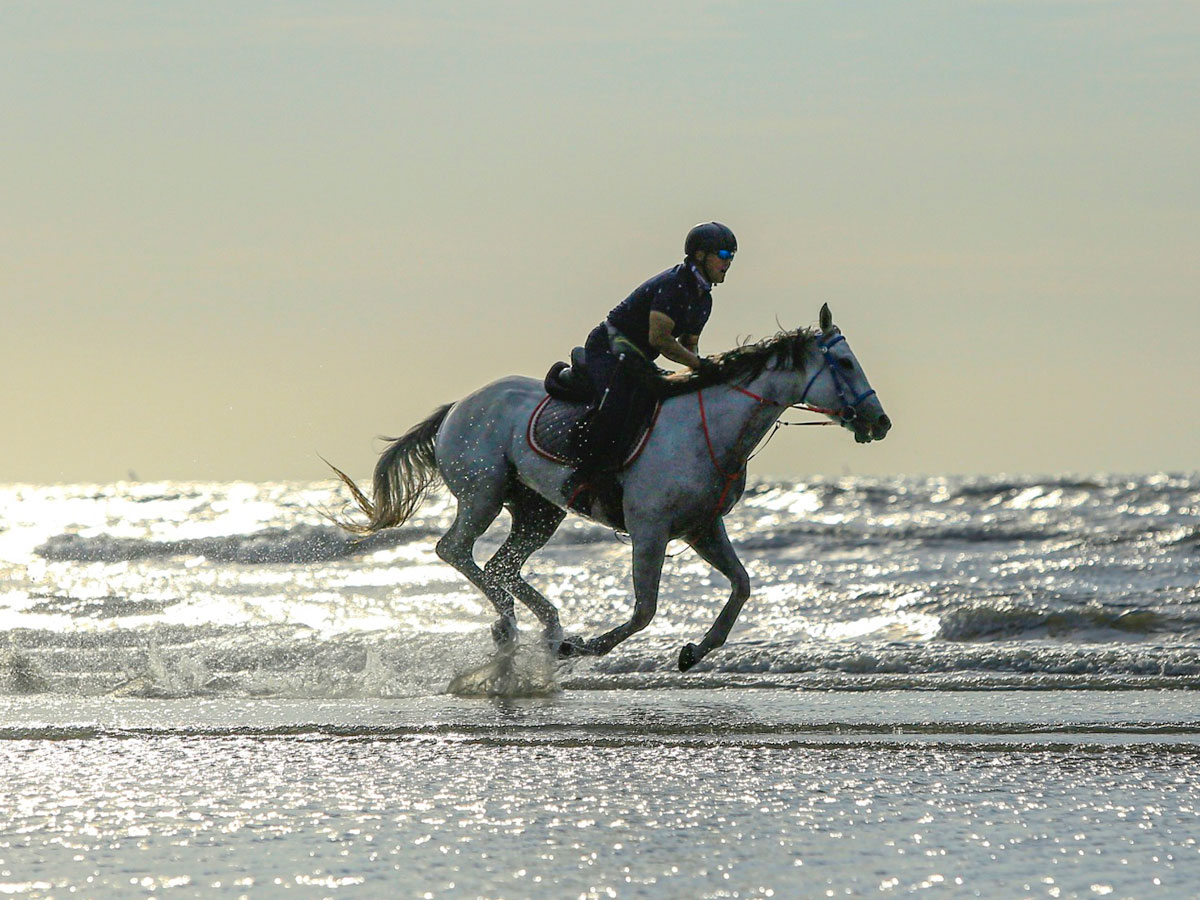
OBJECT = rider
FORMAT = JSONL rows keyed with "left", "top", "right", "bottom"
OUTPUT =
{"left": 565, "top": 221, "right": 737, "bottom": 514}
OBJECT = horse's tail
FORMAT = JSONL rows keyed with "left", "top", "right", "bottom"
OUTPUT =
{"left": 327, "top": 403, "right": 453, "bottom": 535}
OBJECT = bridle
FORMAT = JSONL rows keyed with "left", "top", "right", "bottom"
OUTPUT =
{"left": 696, "top": 330, "right": 876, "bottom": 517}
{"left": 797, "top": 331, "right": 877, "bottom": 424}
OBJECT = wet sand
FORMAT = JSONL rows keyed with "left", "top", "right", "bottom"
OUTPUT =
{"left": 2, "top": 690, "right": 1198, "bottom": 898}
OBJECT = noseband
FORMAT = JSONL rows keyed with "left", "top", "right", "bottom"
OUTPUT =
{"left": 798, "top": 333, "right": 877, "bottom": 423}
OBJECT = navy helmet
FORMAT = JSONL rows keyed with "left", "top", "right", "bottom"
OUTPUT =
{"left": 685, "top": 221, "right": 737, "bottom": 258}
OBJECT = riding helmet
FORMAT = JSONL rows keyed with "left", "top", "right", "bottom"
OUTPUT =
{"left": 684, "top": 221, "right": 737, "bottom": 258}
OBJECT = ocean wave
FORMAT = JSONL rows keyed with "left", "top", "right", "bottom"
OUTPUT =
{"left": 1167, "top": 526, "right": 1200, "bottom": 548}
{"left": 736, "top": 521, "right": 1088, "bottom": 551}
{"left": 6, "top": 474, "right": 1199, "bottom": 701}
{"left": 26, "top": 592, "right": 177, "bottom": 619}
{"left": 6, "top": 625, "right": 1200, "bottom": 699}
{"left": 892, "top": 524, "right": 1077, "bottom": 545}
{"left": 0, "top": 627, "right": 493, "bottom": 699}
{"left": 943, "top": 474, "right": 1199, "bottom": 508}
{"left": 34, "top": 524, "right": 434, "bottom": 565}
{"left": 25, "top": 518, "right": 1157, "bottom": 568}
{"left": 575, "top": 637, "right": 1200, "bottom": 690}
{"left": 2, "top": 718, "right": 1196, "bottom": 743}
{"left": 935, "top": 600, "right": 1178, "bottom": 641}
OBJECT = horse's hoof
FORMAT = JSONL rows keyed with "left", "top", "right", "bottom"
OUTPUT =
{"left": 679, "top": 643, "right": 701, "bottom": 672}
{"left": 491, "top": 619, "right": 518, "bottom": 647}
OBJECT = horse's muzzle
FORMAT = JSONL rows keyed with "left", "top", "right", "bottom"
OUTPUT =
{"left": 851, "top": 412, "right": 891, "bottom": 444}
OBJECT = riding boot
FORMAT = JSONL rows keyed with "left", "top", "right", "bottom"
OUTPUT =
{"left": 561, "top": 466, "right": 597, "bottom": 515}
{"left": 590, "top": 469, "right": 626, "bottom": 529}
{"left": 562, "top": 465, "right": 625, "bottom": 528}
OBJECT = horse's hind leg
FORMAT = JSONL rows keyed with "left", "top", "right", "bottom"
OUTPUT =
{"left": 483, "top": 483, "right": 567, "bottom": 642}
{"left": 435, "top": 484, "right": 519, "bottom": 645}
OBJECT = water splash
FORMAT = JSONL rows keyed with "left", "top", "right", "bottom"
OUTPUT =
{"left": 447, "top": 640, "right": 561, "bottom": 699}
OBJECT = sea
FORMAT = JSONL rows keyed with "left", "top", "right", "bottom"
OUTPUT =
{"left": 1, "top": 473, "right": 1198, "bottom": 899}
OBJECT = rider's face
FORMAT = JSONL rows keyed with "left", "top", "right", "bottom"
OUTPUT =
{"left": 698, "top": 250, "right": 732, "bottom": 285}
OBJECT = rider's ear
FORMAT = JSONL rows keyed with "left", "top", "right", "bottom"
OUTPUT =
{"left": 819, "top": 303, "right": 834, "bottom": 335}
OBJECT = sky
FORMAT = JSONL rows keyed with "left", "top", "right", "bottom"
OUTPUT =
{"left": 3, "top": 1, "right": 1197, "bottom": 483}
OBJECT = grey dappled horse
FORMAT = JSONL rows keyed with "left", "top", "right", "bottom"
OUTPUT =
{"left": 331, "top": 304, "right": 890, "bottom": 671}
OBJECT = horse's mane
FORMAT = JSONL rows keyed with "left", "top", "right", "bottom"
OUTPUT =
{"left": 657, "top": 326, "right": 820, "bottom": 398}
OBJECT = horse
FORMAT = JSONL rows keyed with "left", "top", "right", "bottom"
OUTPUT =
{"left": 329, "top": 303, "right": 890, "bottom": 672}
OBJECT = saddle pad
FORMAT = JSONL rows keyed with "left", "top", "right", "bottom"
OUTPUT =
{"left": 527, "top": 396, "right": 661, "bottom": 468}
{"left": 527, "top": 396, "right": 588, "bottom": 464}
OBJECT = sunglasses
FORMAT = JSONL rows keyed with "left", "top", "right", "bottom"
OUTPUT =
{"left": 715, "top": 249, "right": 735, "bottom": 260}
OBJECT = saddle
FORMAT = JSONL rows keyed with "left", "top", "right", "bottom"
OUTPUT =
{"left": 536, "top": 350, "right": 661, "bottom": 527}
{"left": 527, "top": 394, "right": 658, "bottom": 529}
{"left": 543, "top": 346, "right": 593, "bottom": 403}
{"left": 533, "top": 352, "right": 661, "bottom": 468}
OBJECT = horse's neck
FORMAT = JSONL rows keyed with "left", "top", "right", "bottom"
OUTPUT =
{"left": 696, "top": 376, "right": 789, "bottom": 470}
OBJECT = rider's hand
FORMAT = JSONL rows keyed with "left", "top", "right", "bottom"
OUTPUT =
{"left": 695, "top": 357, "right": 720, "bottom": 379}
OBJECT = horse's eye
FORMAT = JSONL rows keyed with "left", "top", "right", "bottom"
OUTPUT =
{"left": 837, "top": 358, "right": 855, "bottom": 372}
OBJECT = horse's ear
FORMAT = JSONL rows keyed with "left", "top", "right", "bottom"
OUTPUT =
{"left": 819, "top": 303, "right": 834, "bottom": 335}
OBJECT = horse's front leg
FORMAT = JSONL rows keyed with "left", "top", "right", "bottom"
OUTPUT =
{"left": 561, "top": 527, "right": 668, "bottom": 658}
{"left": 679, "top": 517, "right": 751, "bottom": 671}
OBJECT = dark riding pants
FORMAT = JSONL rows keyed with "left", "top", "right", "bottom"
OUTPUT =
{"left": 577, "top": 324, "right": 659, "bottom": 471}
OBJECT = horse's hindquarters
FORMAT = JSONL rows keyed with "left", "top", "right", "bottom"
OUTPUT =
{"left": 436, "top": 376, "right": 572, "bottom": 507}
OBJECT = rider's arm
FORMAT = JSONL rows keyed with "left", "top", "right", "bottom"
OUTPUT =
{"left": 648, "top": 311, "right": 704, "bottom": 370}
